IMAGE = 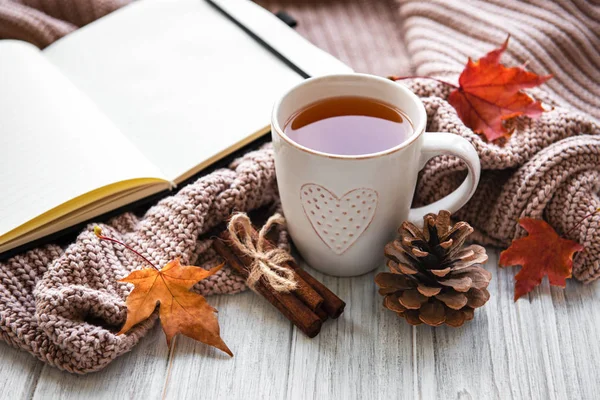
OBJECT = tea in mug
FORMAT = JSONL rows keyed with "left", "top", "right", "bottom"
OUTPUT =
{"left": 283, "top": 96, "right": 413, "bottom": 156}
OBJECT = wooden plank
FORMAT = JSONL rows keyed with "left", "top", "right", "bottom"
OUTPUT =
{"left": 416, "top": 249, "right": 537, "bottom": 399}
{"left": 3, "top": 246, "right": 598, "bottom": 399}
{"left": 285, "top": 265, "right": 415, "bottom": 400}
{"left": 415, "top": 248, "right": 600, "bottom": 400}
{"left": 482, "top": 248, "right": 534, "bottom": 400}
{"left": 550, "top": 277, "right": 600, "bottom": 400}
{"left": 162, "top": 290, "right": 293, "bottom": 400}
{"left": 0, "top": 343, "right": 44, "bottom": 400}
{"left": 32, "top": 323, "right": 170, "bottom": 400}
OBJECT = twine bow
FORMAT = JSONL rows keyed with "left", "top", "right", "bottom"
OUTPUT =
{"left": 227, "top": 213, "right": 297, "bottom": 292}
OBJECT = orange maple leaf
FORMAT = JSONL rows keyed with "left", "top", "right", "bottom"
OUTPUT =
{"left": 95, "top": 227, "right": 232, "bottom": 356}
{"left": 498, "top": 218, "right": 583, "bottom": 301}
{"left": 448, "top": 37, "right": 553, "bottom": 142}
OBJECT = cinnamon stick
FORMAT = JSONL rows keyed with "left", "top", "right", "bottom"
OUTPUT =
{"left": 242, "top": 225, "right": 346, "bottom": 319}
{"left": 289, "top": 263, "right": 346, "bottom": 319}
{"left": 243, "top": 230, "right": 324, "bottom": 312}
{"left": 315, "top": 306, "right": 329, "bottom": 322}
{"left": 213, "top": 237, "right": 322, "bottom": 338}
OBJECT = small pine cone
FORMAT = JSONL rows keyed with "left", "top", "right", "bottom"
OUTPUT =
{"left": 375, "top": 210, "right": 491, "bottom": 327}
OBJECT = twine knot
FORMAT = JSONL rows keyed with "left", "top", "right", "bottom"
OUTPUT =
{"left": 227, "top": 213, "right": 297, "bottom": 292}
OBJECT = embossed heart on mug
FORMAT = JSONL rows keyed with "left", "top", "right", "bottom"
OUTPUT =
{"left": 300, "top": 184, "right": 378, "bottom": 254}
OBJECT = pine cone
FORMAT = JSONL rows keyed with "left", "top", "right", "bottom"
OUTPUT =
{"left": 375, "top": 211, "right": 491, "bottom": 327}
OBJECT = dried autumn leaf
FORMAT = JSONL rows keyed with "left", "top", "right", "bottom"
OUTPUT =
{"left": 119, "top": 258, "right": 232, "bottom": 355}
{"left": 448, "top": 37, "right": 552, "bottom": 142}
{"left": 94, "top": 227, "right": 232, "bottom": 355}
{"left": 498, "top": 218, "right": 583, "bottom": 301}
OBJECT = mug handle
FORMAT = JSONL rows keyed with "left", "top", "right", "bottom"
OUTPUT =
{"left": 408, "top": 132, "right": 481, "bottom": 224}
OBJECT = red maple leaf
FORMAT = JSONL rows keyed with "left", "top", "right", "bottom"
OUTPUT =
{"left": 447, "top": 37, "right": 552, "bottom": 142}
{"left": 498, "top": 218, "right": 584, "bottom": 301}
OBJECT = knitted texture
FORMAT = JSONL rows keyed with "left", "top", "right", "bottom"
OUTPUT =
{"left": 0, "top": 147, "right": 282, "bottom": 373}
{"left": 394, "top": 0, "right": 600, "bottom": 281}
{"left": 405, "top": 80, "right": 600, "bottom": 282}
{"left": 0, "top": 0, "right": 130, "bottom": 48}
{"left": 257, "top": 0, "right": 600, "bottom": 281}
{"left": 398, "top": 0, "right": 600, "bottom": 121}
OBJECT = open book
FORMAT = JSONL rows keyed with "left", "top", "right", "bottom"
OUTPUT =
{"left": 0, "top": 0, "right": 351, "bottom": 255}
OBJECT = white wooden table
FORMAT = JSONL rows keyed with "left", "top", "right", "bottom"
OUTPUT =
{"left": 1, "top": 248, "right": 599, "bottom": 400}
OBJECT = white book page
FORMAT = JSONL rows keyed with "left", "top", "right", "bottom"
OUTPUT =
{"left": 43, "top": 0, "right": 350, "bottom": 183}
{"left": 0, "top": 41, "right": 167, "bottom": 241}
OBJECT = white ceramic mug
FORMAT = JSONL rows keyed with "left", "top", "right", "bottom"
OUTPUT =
{"left": 271, "top": 73, "right": 480, "bottom": 276}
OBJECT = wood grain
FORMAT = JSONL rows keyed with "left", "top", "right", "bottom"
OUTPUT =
{"left": 162, "top": 291, "right": 293, "bottom": 400}
{"left": 0, "top": 246, "right": 599, "bottom": 399}
{"left": 31, "top": 324, "right": 170, "bottom": 400}
{"left": 0, "top": 342, "right": 44, "bottom": 400}
{"left": 285, "top": 267, "right": 414, "bottom": 400}
{"left": 415, "top": 249, "right": 600, "bottom": 400}
{"left": 416, "top": 249, "right": 509, "bottom": 399}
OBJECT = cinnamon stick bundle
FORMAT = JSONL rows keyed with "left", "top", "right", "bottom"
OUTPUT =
{"left": 246, "top": 229, "right": 345, "bottom": 318}
{"left": 213, "top": 225, "right": 345, "bottom": 338}
{"left": 213, "top": 238, "right": 322, "bottom": 337}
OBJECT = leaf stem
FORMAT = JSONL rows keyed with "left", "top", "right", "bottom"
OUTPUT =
{"left": 94, "top": 226, "right": 160, "bottom": 271}
{"left": 565, "top": 208, "right": 600, "bottom": 236}
{"left": 389, "top": 75, "right": 460, "bottom": 89}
